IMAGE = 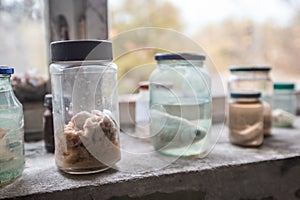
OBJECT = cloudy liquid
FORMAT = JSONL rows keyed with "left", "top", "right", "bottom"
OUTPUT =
{"left": 150, "top": 101, "right": 211, "bottom": 157}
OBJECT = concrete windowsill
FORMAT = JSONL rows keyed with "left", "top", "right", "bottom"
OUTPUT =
{"left": 1, "top": 118, "right": 300, "bottom": 200}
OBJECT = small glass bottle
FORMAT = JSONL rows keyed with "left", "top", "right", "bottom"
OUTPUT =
{"left": 272, "top": 82, "right": 297, "bottom": 127}
{"left": 229, "top": 91, "right": 264, "bottom": 147}
{"left": 0, "top": 67, "right": 25, "bottom": 185}
{"left": 149, "top": 53, "right": 212, "bottom": 157}
{"left": 50, "top": 40, "right": 121, "bottom": 174}
{"left": 228, "top": 66, "right": 273, "bottom": 136}
{"left": 43, "top": 94, "right": 54, "bottom": 153}
{"left": 135, "top": 81, "right": 149, "bottom": 139}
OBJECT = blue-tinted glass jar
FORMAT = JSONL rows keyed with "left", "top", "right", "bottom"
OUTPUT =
{"left": 0, "top": 67, "right": 24, "bottom": 185}
{"left": 149, "top": 53, "right": 212, "bottom": 157}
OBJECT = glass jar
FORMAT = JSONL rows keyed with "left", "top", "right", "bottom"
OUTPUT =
{"left": 0, "top": 67, "right": 24, "bottom": 185}
{"left": 43, "top": 94, "right": 54, "bottom": 153}
{"left": 50, "top": 40, "right": 121, "bottom": 174}
{"left": 272, "top": 83, "right": 297, "bottom": 127}
{"left": 229, "top": 91, "right": 264, "bottom": 147}
{"left": 135, "top": 81, "right": 150, "bottom": 139}
{"left": 149, "top": 53, "right": 212, "bottom": 157}
{"left": 228, "top": 66, "right": 273, "bottom": 136}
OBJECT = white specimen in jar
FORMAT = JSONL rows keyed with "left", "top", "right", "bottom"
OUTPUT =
{"left": 229, "top": 99, "right": 264, "bottom": 146}
{"left": 272, "top": 109, "right": 295, "bottom": 127}
{"left": 56, "top": 109, "right": 120, "bottom": 169}
{"left": 150, "top": 109, "right": 206, "bottom": 149}
{"left": 230, "top": 121, "right": 263, "bottom": 143}
{"left": 72, "top": 111, "right": 93, "bottom": 130}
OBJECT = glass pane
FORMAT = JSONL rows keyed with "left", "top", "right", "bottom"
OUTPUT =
{"left": 0, "top": 0, "right": 47, "bottom": 102}
{"left": 109, "top": 0, "right": 300, "bottom": 94}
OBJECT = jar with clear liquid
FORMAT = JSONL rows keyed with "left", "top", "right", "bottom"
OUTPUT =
{"left": 149, "top": 53, "right": 212, "bottom": 157}
{"left": 0, "top": 67, "right": 24, "bottom": 186}
{"left": 228, "top": 66, "right": 273, "bottom": 136}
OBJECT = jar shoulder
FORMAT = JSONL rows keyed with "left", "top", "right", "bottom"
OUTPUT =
{"left": 50, "top": 62, "right": 117, "bottom": 74}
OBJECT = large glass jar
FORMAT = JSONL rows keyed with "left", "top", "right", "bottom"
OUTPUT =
{"left": 50, "top": 40, "right": 120, "bottom": 174}
{"left": 228, "top": 66, "right": 273, "bottom": 136}
{"left": 229, "top": 91, "right": 264, "bottom": 147}
{"left": 0, "top": 67, "right": 24, "bottom": 185}
{"left": 149, "top": 53, "right": 212, "bottom": 157}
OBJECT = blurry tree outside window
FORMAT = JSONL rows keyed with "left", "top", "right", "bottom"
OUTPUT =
{"left": 109, "top": 0, "right": 300, "bottom": 95}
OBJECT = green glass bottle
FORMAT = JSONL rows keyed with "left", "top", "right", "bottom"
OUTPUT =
{"left": 0, "top": 67, "right": 25, "bottom": 186}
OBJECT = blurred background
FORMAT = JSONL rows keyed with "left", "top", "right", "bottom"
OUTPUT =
{"left": 109, "top": 0, "right": 300, "bottom": 94}
{"left": 0, "top": 0, "right": 299, "bottom": 96}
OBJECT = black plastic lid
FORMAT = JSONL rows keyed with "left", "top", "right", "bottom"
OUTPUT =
{"left": 44, "top": 94, "right": 52, "bottom": 107}
{"left": 51, "top": 40, "right": 113, "bottom": 62}
{"left": 0, "top": 66, "right": 14, "bottom": 74}
{"left": 230, "top": 91, "right": 261, "bottom": 99}
{"left": 274, "top": 82, "right": 295, "bottom": 90}
{"left": 155, "top": 53, "right": 206, "bottom": 61}
{"left": 230, "top": 66, "right": 271, "bottom": 72}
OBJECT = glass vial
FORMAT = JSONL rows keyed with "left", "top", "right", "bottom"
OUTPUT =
{"left": 229, "top": 91, "right": 264, "bottom": 147}
{"left": 228, "top": 66, "right": 273, "bottom": 136}
{"left": 149, "top": 53, "right": 212, "bottom": 157}
{"left": 43, "top": 94, "right": 54, "bottom": 153}
{"left": 0, "top": 67, "right": 24, "bottom": 185}
{"left": 50, "top": 40, "right": 121, "bottom": 174}
{"left": 135, "top": 81, "right": 150, "bottom": 139}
